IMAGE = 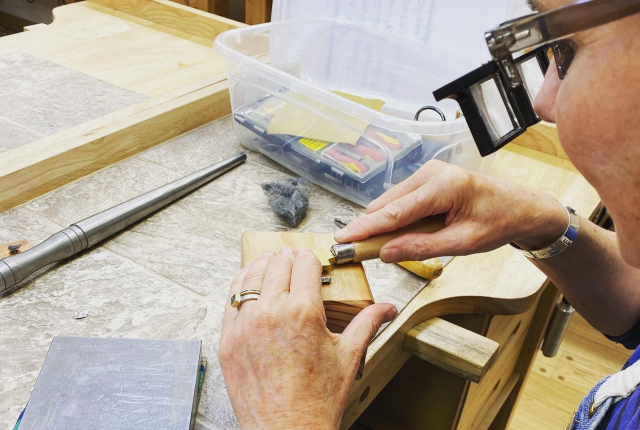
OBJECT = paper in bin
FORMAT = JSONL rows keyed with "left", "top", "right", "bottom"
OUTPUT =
{"left": 267, "top": 91, "right": 385, "bottom": 145}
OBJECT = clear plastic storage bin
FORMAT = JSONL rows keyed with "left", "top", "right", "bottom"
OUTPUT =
{"left": 214, "top": 1, "right": 522, "bottom": 206}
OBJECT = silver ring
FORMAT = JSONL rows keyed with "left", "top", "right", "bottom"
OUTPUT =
{"left": 414, "top": 105, "right": 446, "bottom": 121}
{"left": 230, "top": 291, "right": 261, "bottom": 308}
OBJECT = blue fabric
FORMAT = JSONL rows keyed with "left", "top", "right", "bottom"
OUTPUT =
{"left": 572, "top": 326, "right": 640, "bottom": 430}
{"left": 595, "top": 347, "right": 640, "bottom": 430}
{"left": 570, "top": 377, "right": 613, "bottom": 430}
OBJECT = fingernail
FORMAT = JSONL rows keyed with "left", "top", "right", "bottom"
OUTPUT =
{"left": 262, "top": 250, "right": 274, "bottom": 257}
{"left": 279, "top": 247, "right": 295, "bottom": 256}
{"left": 381, "top": 247, "right": 403, "bottom": 263}
{"left": 385, "top": 306, "right": 398, "bottom": 321}
{"left": 334, "top": 228, "right": 347, "bottom": 241}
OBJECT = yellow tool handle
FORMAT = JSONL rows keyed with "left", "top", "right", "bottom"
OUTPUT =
{"left": 398, "top": 259, "right": 443, "bottom": 280}
{"left": 351, "top": 215, "right": 446, "bottom": 262}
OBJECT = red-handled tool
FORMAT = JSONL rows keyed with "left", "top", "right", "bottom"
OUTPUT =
{"left": 326, "top": 148, "right": 369, "bottom": 173}
{"left": 365, "top": 129, "right": 403, "bottom": 150}
{"left": 348, "top": 142, "right": 385, "bottom": 162}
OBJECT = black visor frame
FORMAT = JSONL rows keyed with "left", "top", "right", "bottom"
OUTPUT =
{"left": 433, "top": 47, "right": 550, "bottom": 157}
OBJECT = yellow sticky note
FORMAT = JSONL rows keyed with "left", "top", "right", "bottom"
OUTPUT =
{"left": 267, "top": 92, "right": 385, "bottom": 145}
{"left": 298, "top": 137, "right": 329, "bottom": 152}
{"left": 333, "top": 91, "right": 386, "bottom": 111}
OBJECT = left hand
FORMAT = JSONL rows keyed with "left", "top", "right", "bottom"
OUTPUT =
{"left": 219, "top": 247, "right": 397, "bottom": 429}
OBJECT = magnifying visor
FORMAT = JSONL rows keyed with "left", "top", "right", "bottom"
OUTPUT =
{"left": 433, "top": 0, "right": 640, "bottom": 157}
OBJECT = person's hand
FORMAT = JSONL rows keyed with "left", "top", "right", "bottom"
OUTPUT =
{"left": 219, "top": 248, "right": 397, "bottom": 429}
{"left": 334, "top": 160, "right": 569, "bottom": 262}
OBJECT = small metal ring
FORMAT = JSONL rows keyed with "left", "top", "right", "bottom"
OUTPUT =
{"left": 230, "top": 290, "right": 261, "bottom": 308}
{"left": 414, "top": 105, "right": 446, "bottom": 122}
{"left": 239, "top": 289, "right": 262, "bottom": 296}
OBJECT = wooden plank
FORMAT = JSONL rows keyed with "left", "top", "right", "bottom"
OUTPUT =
{"left": 240, "top": 231, "right": 375, "bottom": 332}
{"left": 245, "top": 0, "right": 271, "bottom": 24}
{"left": 404, "top": 317, "right": 499, "bottom": 383}
{"left": 0, "top": 2, "right": 233, "bottom": 96}
{"left": 0, "top": 75, "right": 231, "bottom": 213}
{"left": 89, "top": 0, "right": 244, "bottom": 41}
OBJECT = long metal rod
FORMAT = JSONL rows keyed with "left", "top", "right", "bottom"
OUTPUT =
{"left": 0, "top": 153, "right": 247, "bottom": 293}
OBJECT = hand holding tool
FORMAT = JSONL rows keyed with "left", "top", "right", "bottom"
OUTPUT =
{"left": 0, "top": 153, "right": 247, "bottom": 293}
{"left": 330, "top": 217, "right": 446, "bottom": 280}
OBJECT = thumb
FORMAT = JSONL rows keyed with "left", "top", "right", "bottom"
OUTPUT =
{"left": 338, "top": 303, "right": 397, "bottom": 367}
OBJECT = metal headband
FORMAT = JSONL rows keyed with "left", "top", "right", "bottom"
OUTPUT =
{"left": 485, "top": 0, "right": 640, "bottom": 87}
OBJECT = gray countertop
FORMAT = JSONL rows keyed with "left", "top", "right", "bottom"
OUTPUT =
{"left": 0, "top": 115, "right": 431, "bottom": 430}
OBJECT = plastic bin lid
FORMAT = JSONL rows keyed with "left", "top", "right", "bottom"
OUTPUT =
{"left": 271, "top": 0, "right": 532, "bottom": 67}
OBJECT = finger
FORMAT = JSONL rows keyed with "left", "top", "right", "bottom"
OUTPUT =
{"left": 337, "top": 303, "right": 398, "bottom": 370}
{"left": 367, "top": 172, "right": 425, "bottom": 215}
{"left": 223, "top": 263, "right": 251, "bottom": 325}
{"left": 259, "top": 247, "right": 295, "bottom": 300}
{"left": 237, "top": 250, "right": 274, "bottom": 311}
{"left": 335, "top": 186, "right": 437, "bottom": 243}
{"left": 289, "top": 249, "right": 322, "bottom": 300}
{"left": 379, "top": 224, "right": 475, "bottom": 263}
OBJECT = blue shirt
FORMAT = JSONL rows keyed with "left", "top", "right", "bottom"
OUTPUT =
{"left": 597, "top": 322, "right": 640, "bottom": 429}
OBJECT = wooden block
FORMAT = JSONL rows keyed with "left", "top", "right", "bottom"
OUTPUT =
{"left": 240, "top": 231, "right": 374, "bottom": 333}
{"left": 404, "top": 317, "right": 499, "bottom": 383}
{"left": 0, "top": 240, "right": 31, "bottom": 258}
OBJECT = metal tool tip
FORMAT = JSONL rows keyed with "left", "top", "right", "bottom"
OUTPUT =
{"left": 334, "top": 218, "right": 348, "bottom": 229}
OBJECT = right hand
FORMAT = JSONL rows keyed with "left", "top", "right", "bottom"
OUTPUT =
{"left": 334, "top": 160, "right": 568, "bottom": 262}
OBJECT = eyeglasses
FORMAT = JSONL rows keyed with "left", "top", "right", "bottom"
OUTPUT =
{"left": 433, "top": 0, "right": 640, "bottom": 157}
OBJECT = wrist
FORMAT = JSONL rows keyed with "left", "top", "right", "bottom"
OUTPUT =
{"left": 514, "top": 198, "right": 569, "bottom": 251}
{"left": 252, "top": 407, "right": 339, "bottom": 430}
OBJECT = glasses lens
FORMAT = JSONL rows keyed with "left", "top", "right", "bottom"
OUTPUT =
{"left": 470, "top": 76, "right": 519, "bottom": 145}
{"left": 517, "top": 56, "right": 546, "bottom": 105}
{"left": 552, "top": 39, "right": 577, "bottom": 79}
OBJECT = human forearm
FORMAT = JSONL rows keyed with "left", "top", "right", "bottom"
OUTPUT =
{"left": 518, "top": 215, "right": 640, "bottom": 337}
{"left": 335, "top": 161, "right": 640, "bottom": 337}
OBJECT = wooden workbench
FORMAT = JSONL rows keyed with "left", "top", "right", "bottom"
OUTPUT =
{"left": 0, "top": 2, "right": 600, "bottom": 429}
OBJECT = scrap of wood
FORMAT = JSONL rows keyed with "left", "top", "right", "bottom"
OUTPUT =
{"left": 0, "top": 240, "right": 32, "bottom": 258}
{"left": 404, "top": 317, "right": 499, "bottom": 383}
{"left": 241, "top": 231, "right": 374, "bottom": 311}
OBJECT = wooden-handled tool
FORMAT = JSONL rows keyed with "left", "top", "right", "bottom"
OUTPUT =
{"left": 328, "top": 216, "right": 446, "bottom": 280}
{"left": 397, "top": 259, "right": 443, "bottom": 280}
